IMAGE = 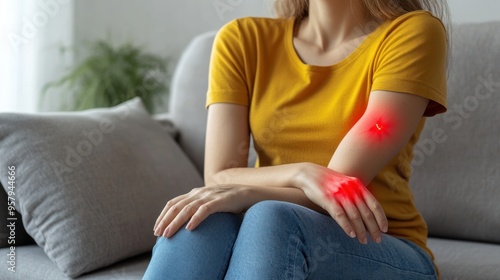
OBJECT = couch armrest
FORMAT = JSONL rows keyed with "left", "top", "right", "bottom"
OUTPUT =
{"left": 153, "top": 113, "right": 179, "bottom": 140}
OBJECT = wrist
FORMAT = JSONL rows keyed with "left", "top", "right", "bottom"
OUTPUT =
{"left": 228, "top": 185, "right": 254, "bottom": 213}
{"left": 291, "top": 162, "right": 313, "bottom": 191}
{"left": 243, "top": 185, "right": 267, "bottom": 210}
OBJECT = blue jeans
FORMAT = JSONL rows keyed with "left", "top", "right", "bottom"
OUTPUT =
{"left": 143, "top": 201, "right": 437, "bottom": 280}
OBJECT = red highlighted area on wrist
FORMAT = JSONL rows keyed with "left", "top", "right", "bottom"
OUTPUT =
{"left": 324, "top": 174, "right": 364, "bottom": 204}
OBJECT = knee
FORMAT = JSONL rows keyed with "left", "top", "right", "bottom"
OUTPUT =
{"left": 189, "top": 212, "right": 242, "bottom": 238}
{"left": 146, "top": 213, "right": 242, "bottom": 280}
{"left": 197, "top": 212, "right": 242, "bottom": 233}
{"left": 152, "top": 212, "right": 242, "bottom": 250}
{"left": 246, "top": 200, "right": 294, "bottom": 215}
{"left": 244, "top": 200, "right": 299, "bottom": 226}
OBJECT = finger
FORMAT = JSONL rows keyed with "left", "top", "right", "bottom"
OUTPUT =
{"left": 154, "top": 188, "right": 202, "bottom": 231}
{"left": 154, "top": 197, "right": 192, "bottom": 236}
{"left": 323, "top": 200, "right": 357, "bottom": 239}
{"left": 154, "top": 194, "right": 187, "bottom": 231}
{"left": 355, "top": 198, "right": 382, "bottom": 243}
{"left": 340, "top": 197, "right": 368, "bottom": 244}
{"left": 185, "top": 200, "right": 220, "bottom": 231}
{"left": 361, "top": 190, "right": 388, "bottom": 233}
{"left": 162, "top": 200, "right": 205, "bottom": 238}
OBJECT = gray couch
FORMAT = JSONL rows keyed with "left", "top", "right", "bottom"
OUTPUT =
{"left": 1, "top": 20, "right": 499, "bottom": 279}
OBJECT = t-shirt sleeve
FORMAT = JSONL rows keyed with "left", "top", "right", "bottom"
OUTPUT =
{"left": 371, "top": 13, "right": 448, "bottom": 117}
{"left": 206, "top": 19, "right": 249, "bottom": 108}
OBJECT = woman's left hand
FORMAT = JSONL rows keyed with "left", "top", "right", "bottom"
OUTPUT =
{"left": 294, "top": 163, "right": 388, "bottom": 244}
{"left": 153, "top": 185, "right": 253, "bottom": 238}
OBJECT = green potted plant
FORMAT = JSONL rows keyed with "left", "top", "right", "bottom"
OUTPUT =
{"left": 43, "top": 40, "right": 170, "bottom": 113}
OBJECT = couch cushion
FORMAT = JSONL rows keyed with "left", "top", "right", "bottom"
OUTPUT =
{"left": 428, "top": 238, "right": 500, "bottom": 280}
{"left": 0, "top": 245, "right": 150, "bottom": 279}
{"left": 409, "top": 21, "right": 500, "bottom": 243}
{"left": 0, "top": 98, "right": 203, "bottom": 277}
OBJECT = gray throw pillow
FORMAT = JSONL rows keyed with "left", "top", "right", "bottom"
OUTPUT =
{"left": 0, "top": 98, "right": 203, "bottom": 277}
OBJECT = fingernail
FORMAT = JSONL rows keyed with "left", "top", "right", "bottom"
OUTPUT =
{"left": 185, "top": 223, "right": 192, "bottom": 231}
{"left": 383, "top": 226, "right": 388, "bottom": 233}
{"left": 362, "top": 237, "right": 368, "bottom": 244}
{"left": 154, "top": 228, "right": 160, "bottom": 236}
{"left": 376, "top": 237, "right": 382, "bottom": 243}
{"left": 163, "top": 227, "right": 170, "bottom": 238}
{"left": 349, "top": 231, "right": 356, "bottom": 238}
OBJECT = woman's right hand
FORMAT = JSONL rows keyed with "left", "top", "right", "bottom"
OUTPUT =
{"left": 293, "top": 163, "right": 388, "bottom": 244}
{"left": 153, "top": 184, "right": 254, "bottom": 238}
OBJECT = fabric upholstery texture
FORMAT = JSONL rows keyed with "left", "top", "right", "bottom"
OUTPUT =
{"left": 409, "top": 21, "right": 500, "bottom": 244}
{"left": 0, "top": 98, "right": 203, "bottom": 277}
{"left": 168, "top": 31, "right": 216, "bottom": 174}
{"left": 0, "top": 245, "right": 150, "bottom": 280}
{"left": 428, "top": 238, "right": 500, "bottom": 280}
{"left": 0, "top": 111, "right": 180, "bottom": 246}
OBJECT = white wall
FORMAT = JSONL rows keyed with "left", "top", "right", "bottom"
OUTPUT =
{"left": 74, "top": 0, "right": 272, "bottom": 62}
{"left": 38, "top": 0, "right": 75, "bottom": 111}
{"left": 71, "top": 0, "right": 272, "bottom": 112}
{"left": 72, "top": 0, "right": 500, "bottom": 77}
{"left": 449, "top": 0, "right": 500, "bottom": 23}
{"left": 73, "top": 0, "right": 500, "bottom": 57}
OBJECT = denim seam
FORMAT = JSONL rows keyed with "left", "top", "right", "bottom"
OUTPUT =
{"left": 287, "top": 205, "right": 316, "bottom": 279}
{"left": 398, "top": 239, "right": 438, "bottom": 276}
{"left": 218, "top": 232, "right": 237, "bottom": 280}
{"left": 329, "top": 250, "right": 437, "bottom": 278}
{"left": 286, "top": 229, "right": 302, "bottom": 280}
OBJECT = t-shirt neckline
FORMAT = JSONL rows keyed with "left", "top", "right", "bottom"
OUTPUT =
{"left": 285, "top": 17, "right": 387, "bottom": 72}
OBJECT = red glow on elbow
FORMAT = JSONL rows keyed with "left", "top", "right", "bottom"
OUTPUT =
{"left": 367, "top": 116, "right": 392, "bottom": 141}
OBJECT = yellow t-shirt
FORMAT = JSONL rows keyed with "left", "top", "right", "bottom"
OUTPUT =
{"left": 206, "top": 11, "right": 447, "bottom": 260}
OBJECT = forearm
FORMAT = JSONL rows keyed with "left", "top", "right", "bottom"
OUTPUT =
{"left": 327, "top": 91, "right": 429, "bottom": 185}
{"left": 245, "top": 184, "right": 327, "bottom": 214}
{"left": 207, "top": 163, "right": 302, "bottom": 189}
{"left": 207, "top": 163, "right": 327, "bottom": 214}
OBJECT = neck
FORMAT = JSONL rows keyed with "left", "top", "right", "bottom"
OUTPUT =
{"left": 299, "top": 0, "right": 373, "bottom": 51}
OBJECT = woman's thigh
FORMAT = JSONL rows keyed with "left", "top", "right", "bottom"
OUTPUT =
{"left": 143, "top": 212, "right": 242, "bottom": 280}
{"left": 225, "top": 200, "right": 437, "bottom": 280}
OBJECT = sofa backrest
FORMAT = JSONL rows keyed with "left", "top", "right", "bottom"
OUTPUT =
{"left": 168, "top": 32, "right": 216, "bottom": 174}
{"left": 169, "top": 21, "right": 500, "bottom": 245}
{"left": 168, "top": 31, "right": 257, "bottom": 175}
{"left": 409, "top": 21, "right": 500, "bottom": 244}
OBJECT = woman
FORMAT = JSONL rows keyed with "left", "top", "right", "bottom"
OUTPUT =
{"left": 144, "top": 0, "right": 449, "bottom": 279}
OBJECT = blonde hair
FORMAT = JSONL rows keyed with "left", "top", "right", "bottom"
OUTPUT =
{"left": 273, "top": 0, "right": 450, "bottom": 23}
